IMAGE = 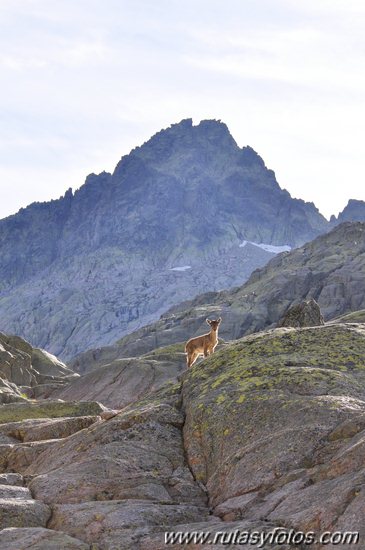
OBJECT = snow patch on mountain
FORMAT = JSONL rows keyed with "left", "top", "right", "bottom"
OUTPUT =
{"left": 169, "top": 265, "right": 192, "bottom": 272}
{"left": 239, "top": 241, "right": 291, "bottom": 254}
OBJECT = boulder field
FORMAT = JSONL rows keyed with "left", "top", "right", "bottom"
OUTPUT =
{"left": 0, "top": 321, "right": 364, "bottom": 548}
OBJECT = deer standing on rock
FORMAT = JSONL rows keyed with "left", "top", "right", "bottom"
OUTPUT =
{"left": 185, "top": 318, "right": 222, "bottom": 368}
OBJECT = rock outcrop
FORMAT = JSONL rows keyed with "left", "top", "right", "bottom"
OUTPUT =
{"left": 1, "top": 321, "right": 365, "bottom": 548}
{"left": 0, "top": 119, "right": 333, "bottom": 361}
{"left": 0, "top": 528, "right": 90, "bottom": 550}
{"left": 278, "top": 298, "right": 324, "bottom": 327}
{"left": 0, "top": 400, "right": 105, "bottom": 424}
{"left": 182, "top": 323, "right": 365, "bottom": 539}
{"left": 54, "top": 344, "right": 186, "bottom": 409}
{"left": 0, "top": 333, "right": 77, "bottom": 403}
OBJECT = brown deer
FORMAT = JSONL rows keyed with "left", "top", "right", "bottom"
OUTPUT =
{"left": 185, "top": 318, "right": 222, "bottom": 368}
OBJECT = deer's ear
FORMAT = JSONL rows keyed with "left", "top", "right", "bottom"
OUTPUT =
{"left": 217, "top": 317, "right": 222, "bottom": 323}
{"left": 206, "top": 318, "right": 211, "bottom": 325}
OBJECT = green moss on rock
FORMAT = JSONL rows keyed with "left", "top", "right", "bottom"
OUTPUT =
{"left": 182, "top": 323, "right": 365, "bottom": 492}
{"left": 0, "top": 401, "right": 106, "bottom": 424}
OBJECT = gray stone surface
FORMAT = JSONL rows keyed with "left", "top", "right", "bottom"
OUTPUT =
{"left": 0, "top": 474, "right": 23, "bottom": 486}
{"left": 0, "top": 333, "right": 78, "bottom": 404}
{"left": 0, "top": 485, "right": 31, "bottom": 500}
{"left": 0, "top": 400, "right": 105, "bottom": 424}
{"left": 0, "top": 378, "right": 26, "bottom": 405}
{"left": 0, "top": 416, "right": 101, "bottom": 442}
{"left": 278, "top": 298, "right": 324, "bottom": 327}
{"left": 55, "top": 346, "right": 186, "bottom": 408}
{"left": 0, "top": 322, "right": 364, "bottom": 547}
{"left": 182, "top": 323, "right": 365, "bottom": 537}
{"left": 0, "top": 499, "right": 51, "bottom": 529}
{"left": 0, "top": 527, "right": 89, "bottom": 550}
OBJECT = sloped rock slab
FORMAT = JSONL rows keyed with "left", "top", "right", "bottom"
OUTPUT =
{"left": 0, "top": 473, "right": 23, "bottom": 486}
{"left": 55, "top": 353, "right": 185, "bottom": 409}
{"left": 0, "top": 400, "right": 106, "bottom": 424}
{"left": 31, "top": 382, "right": 70, "bottom": 399}
{"left": 0, "top": 415, "right": 101, "bottom": 442}
{"left": 0, "top": 527, "right": 89, "bottom": 550}
{"left": 268, "top": 471, "right": 365, "bottom": 532}
{"left": 0, "top": 484, "right": 31, "bottom": 500}
{"left": 183, "top": 324, "right": 365, "bottom": 538}
{"left": 0, "top": 440, "right": 61, "bottom": 474}
{"left": 0, "top": 432, "right": 18, "bottom": 445}
{"left": 0, "top": 336, "right": 34, "bottom": 387}
{"left": 26, "top": 391, "right": 206, "bottom": 508}
{"left": 0, "top": 498, "right": 51, "bottom": 529}
{"left": 0, "top": 377, "right": 27, "bottom": 405}
{"left": 0, "top": 418, "right": 51, "bottom": 439}
{"left": 49, "top": 500, "right": 208, "bottom": 549}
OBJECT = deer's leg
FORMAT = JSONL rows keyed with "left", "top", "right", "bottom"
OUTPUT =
{"left": 188, "top": 351, "right": 199, "bottom": 368}
{"left": 204, "top": 345, "right": 213, "bottom": 357}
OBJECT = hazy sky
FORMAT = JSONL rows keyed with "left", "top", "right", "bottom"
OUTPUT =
{"left": 1, "top": 0, "right": 364, "bottom": 220}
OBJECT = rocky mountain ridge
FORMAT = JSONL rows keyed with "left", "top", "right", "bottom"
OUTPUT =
{"left": 0, "top": 118, "right": 345, "bottom": 361}
{"left": 330, "top": 198, "right": 365, "bottom": 225}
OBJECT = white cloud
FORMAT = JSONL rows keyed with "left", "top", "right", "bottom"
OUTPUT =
{"left": 0, "top": 0, "right": 364, "bottom": 220}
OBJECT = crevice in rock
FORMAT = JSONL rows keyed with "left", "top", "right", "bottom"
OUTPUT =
{"left": 59, "top": 320, "right": 79, "bottom": 358}
{"left": 178, "top": 377, "right": 210, "bottom": 509}
{"left": 45, "top": 504, "right": 55, "bottom": 530}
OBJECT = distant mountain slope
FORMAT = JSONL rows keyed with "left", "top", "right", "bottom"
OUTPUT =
{"left": 71, "top": 221, "right": 365, "bottom": 372}
{"left": 0, "top": 119, "right": 344, "bottom": 360}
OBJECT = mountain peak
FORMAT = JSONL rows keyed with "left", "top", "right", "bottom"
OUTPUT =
{"left": 331, "top": 198, "right": 365, "bottom": 225}
{"left": 137, "top": 118, "right": 236, "bottom": 156}
{"left": 0, "top": 119, "right": 342, "bottom": 360}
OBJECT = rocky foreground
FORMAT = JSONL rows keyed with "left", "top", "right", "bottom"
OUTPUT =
{"left": 0, "top": 320, "right": 365, "bottom": 548}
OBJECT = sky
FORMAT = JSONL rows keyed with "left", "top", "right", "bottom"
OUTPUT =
{"left": 0, "top": 0, "right": 364, "bottom": 220}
